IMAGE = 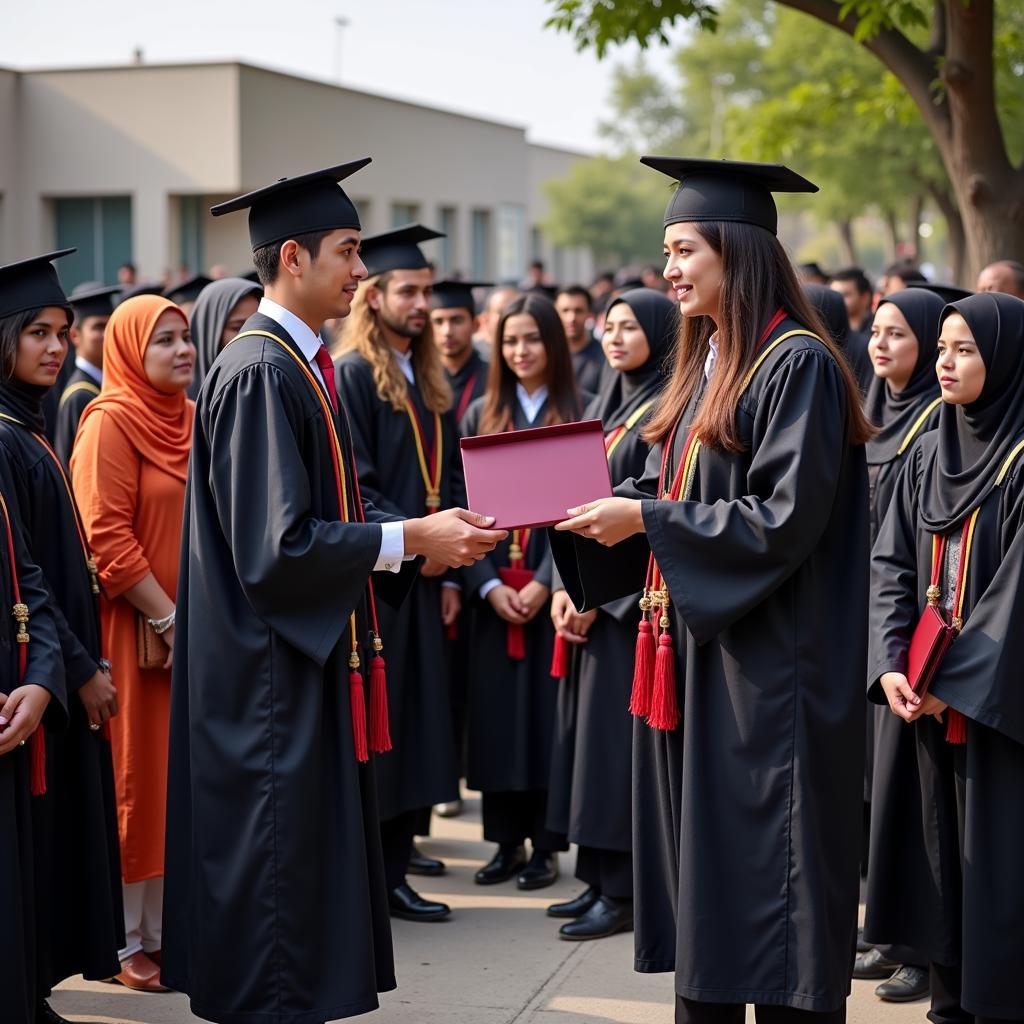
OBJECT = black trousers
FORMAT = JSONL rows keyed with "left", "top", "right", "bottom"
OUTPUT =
{"left": 575, "top": 844, "right": 633, "bottom": 900}
{"left": 380, "top": 809, "right": 418, "bottom": 891}
{"left": 676, "top": 997, "right": 846, "bottom": 1023}
{"left": 481, "top": 789, "right": 568, "bottom": 852}
{"left": 928, "top": 961, "right": 1024, "bottom": 1024}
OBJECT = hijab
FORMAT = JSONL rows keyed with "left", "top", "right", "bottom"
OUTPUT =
{"left": 590, "top": 288, "right": 677, "bottom": 430}
{"left": 0, "top": 305, "right": 73, "bottom": 433}
{"left": 864, "top": 288, "right": 945, "bottom": 465}
{"left": 78, "top": 295, "right": 195, "bottom": 482}
{"left": 805, "top": 283, "right": 874, "bottom": 393}
{"left": 187, "top": 277, "right": 262, "bottom": 400}
{"left": 920, "top": 292, "right": 1024, "bottom": 531}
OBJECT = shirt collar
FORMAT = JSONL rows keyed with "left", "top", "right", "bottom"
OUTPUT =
{"left": 74, "top": 356, "right": 103, "bottom": 384}
{"left": 258, "top": 296, "right": 324, "bottom": 365}
{"left": 392, "top": 345, "right": 415, "bottom": 384}
{"left": 516, "top": 382, "right": 548, "bottom": 423}
{"left": 704, "top": 333, "right": 720, "bottom": 381}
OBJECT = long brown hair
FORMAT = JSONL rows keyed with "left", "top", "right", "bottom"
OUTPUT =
{"left": 644, "top": 221, "right": 875, "bottom": 451}
{"left": 479, "top": 293, "right": 581, "bottom": 434}
{"left": 337, "top": 272, "right": 451, "bottom": 414}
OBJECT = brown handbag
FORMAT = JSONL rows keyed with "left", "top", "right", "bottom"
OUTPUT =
{"left": 136, "top": 614, "right": 169, "bottom": 670}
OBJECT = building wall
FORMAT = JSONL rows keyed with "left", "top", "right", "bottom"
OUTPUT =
{"left": 0, "top": 69, "right": 19, "bottom": 262}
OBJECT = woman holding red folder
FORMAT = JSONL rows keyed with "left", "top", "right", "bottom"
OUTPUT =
{"left": 553, "top": 158, "right": 873, "bottom": 1023}
{"left": 461, "top": 292, "right": 586, "bottom": 892}
{"left": 869, "top": 292, "right": 1024, "bottom": 1024}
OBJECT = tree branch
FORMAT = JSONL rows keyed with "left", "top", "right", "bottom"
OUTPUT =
{"left": 927, "top": 0, "right": 947, "bottom": 59}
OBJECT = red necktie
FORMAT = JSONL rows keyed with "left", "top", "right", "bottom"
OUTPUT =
{"left": 314, "top": 345, "right": 339, "bottom": 413}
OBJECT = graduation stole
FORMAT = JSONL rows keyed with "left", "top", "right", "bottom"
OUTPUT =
{"left": 549, "top": 399, "right": 657, "bottom": 681}
{"left": 630, "top": 310, "right": 822, "bottom": 731}
{"left": 58, "top": 379, "right": 101, "bottom": 409}
{"left": 231, "top": 330, "right": 391, "bottom": 763}
{"left": 456, "top": 373, "right": 480, "bottom": 423}
{"left": 897, "top": 396, "right": 943, "bottom": 455}
{"left": 0, "top": 490, "right": 46, "bottom": 795}
{"left": 0, "top": 413, "right": 100, "bottom": 596}
{"left": 403, "top": 399, "right": 443, "bottom": 513}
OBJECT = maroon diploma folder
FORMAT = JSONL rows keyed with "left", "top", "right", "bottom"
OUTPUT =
{"left": 460, "top": 419, "right": 613, "bottom": 531}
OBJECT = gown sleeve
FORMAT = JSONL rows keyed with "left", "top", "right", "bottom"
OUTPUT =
{"left": 866, "top": 442, "right": 925, "bottom": 701}
{"left": 643, "top": 348, "right": 851, "bottom": 645}
{"left": 206, "top": 363, "right": 383, "bottom": 666}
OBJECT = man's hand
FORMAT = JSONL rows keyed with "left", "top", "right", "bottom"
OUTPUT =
{"left": 554, "top": 497, "right": 645, "bottom": 547}
{"left": 517, "top": 580, "right": 550, "bottom": 623}
{"left": 441, "top": 586, "right": 462, "bottom": 626}
{"left": 421, "top": 558, "right": 448, "bottom": 578}
{"left": 0, "top": 684, "right": 52, "bottom": 756}
{"left": 78, "top": 667, "right": 118, "bottom": 728}
{"left": 404, "top": 508, "right": 508, "bottom": 568}
{"left": 550, "top": 589, "right": 598, "bottom": 644}
{"left": 880, "top": 671, "right": 921, "bottom": 723}
{"left": 487, "top": 584, "right": 528, "bottom": 624}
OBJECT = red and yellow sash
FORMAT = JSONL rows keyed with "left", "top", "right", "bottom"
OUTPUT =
{"left": 404, "top": 400, "right": 443, "bottom": 513}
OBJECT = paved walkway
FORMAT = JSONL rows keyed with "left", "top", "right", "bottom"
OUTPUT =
{"left": 53, "top": 793, "right": 928, "bottom": 1024}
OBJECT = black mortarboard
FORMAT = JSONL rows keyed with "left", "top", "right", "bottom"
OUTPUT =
{"left": 907, "top": 281, "right": 974, "bottom": 304}
{"left": 210, "top": 158, "right": 371, "bottom": 250}
{"left": 0, "top": 249, "right": 75, "bottom": 320}
{"left": 69, "top": 282, "right": 121, "bottom": 320}
{"left": 432, "top": 279, "right": 492, "bottom": 314}
{"left": 117, "top": 282, "right": 166, "bottom": 305}
{"left": 360, "top": 224, "right": 444, "bottom": 278}
{"left": 641, "top": 156, "right": 818, "bottom": 235}
{"left": 165, "top": 274, "right": 213, "bottom": 304}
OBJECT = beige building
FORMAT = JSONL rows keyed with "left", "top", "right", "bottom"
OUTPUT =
{"left": 0, "top": 61, "right": 594, "bottom": 289}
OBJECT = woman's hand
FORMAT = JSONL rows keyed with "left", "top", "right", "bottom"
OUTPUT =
{"left": 441, "top": 586, "right": 462, "bottom": 627}
{"left": 880, "top": 671, "right": 921, "bottom": 723}
{"left": 78, "top": 666, "right": 118, "bottom": 728}
{"left": 0, "top": 684, "right": 52, "bottom": 756}
{"left": 517, "top": 581, "right": 551, "bottom": 623}
{"left": 550, "top": 589, "right": 597, "bottom": 643}
{"left": 554, "top": 497, "right": 645, "bottom": 547}
{"left": 421, "top": 557, "right": 448, "bottom": 578}
{"left": 919, "top": 694, "right": 949, "bottom": 723}
{"left": 161, "top": 625, "right": 175, "bottom": 670}
{"left": 487, "top": 584, "right": 528, "bottom": 625}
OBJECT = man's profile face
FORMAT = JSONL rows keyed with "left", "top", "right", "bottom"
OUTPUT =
{"left": 977, "top": 262, "right": 1024, "bottom": 298}
{"left": 301, "top": 229, "right": 366, "bottom": 318}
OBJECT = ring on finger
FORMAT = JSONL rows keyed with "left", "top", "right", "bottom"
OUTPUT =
{"left": 90, "top": 723, "right": 101, "bottom": 731}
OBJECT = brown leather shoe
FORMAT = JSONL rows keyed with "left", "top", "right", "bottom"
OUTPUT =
{"left": 146, "top": 949, "right": 161, "bottom": 966}
{"left": 114, "top": 951, "right": 170, "bottom": 992}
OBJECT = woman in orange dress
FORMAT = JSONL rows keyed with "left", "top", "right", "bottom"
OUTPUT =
{"left": 70, "top": 293, "right": 195, "bottom": 993}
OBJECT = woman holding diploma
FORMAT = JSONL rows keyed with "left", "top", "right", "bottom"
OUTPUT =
{"left": 461, "top": 293, "right": 584, "bottom": 892}
{"left": 553, "top": 158, "right": 873, "bottom": 1023}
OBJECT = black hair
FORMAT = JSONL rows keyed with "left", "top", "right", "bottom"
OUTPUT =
{"left": 831, "top": 267, "right": 873, "bottom": 295}
{"left": 252, "top": 228, "right": 336, "bottom": 286}
{"left": 0, "top": 306, "right": 73, "bottom": 379}
{"left": 555, "top": 284, "right": 592, "bottom": 310}
{"left": 883, "top": 260, "right": 926, "bottom": 284}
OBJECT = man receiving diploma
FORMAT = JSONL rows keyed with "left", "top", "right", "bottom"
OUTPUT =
{"left": 161, "top": 159, "right": 505, "bottom": 1024}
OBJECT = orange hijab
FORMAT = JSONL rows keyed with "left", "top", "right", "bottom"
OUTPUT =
{"left": 78, "top": 294, "right": 195, "bottom": 482}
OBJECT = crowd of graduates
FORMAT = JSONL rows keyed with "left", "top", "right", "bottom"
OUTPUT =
{"left": 1, "top": 153, "right": 1024, "bottom": 1024}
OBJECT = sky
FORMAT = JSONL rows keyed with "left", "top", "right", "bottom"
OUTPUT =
{"left": 1, "top": 0, "right": 681, "bottom": 152}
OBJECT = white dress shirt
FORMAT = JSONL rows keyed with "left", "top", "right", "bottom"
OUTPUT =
{"left": 392, "top": 346, "right": 415, "bottom": 384}
{"left": 704, "top": 334, "right": 720, "bottom": 380}
{"left": 257, "top": 296, "right": 405, "bottom": 572}
{"left": 74, "top": 355, "right": 103, "bottom": 385}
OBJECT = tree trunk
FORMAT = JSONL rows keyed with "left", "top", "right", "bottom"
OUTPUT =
{"left": 911, "top": 194, "right": 926, "bottom": 263}
{"left": 883, "top": 209, "right": 901, "bottom": 261}
{"left": 929, "top": 183, "right": 968, "bottom": 286}
{"left": 835, "top": 218, "right": 857, "bottom": 265}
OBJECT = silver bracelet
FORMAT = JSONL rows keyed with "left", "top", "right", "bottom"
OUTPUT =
{"left": 148, "top": 611, "right": 175, "bottom": 635}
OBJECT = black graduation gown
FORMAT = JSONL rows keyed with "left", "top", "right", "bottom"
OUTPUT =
{"left": 460, "top": 398, "right": 559, "bottom": 794}
{"left": 162, "top": 312, "right": 413, "bottom": 1024}
{"left": 54, "top": 368, "right": 100, "bottom": 467}
{"left": 0, "top": 466, "right": 66, "bottom": 1024}
{"left": 868, "top": 434, "right": 1024, "bottom": 1017}
{"left": 551, "top": 323, "right": 868, "bottom": 1012}
{"left": 446, "top": 348, "right": 489, "bottom": 425}
{"left": 334, "top": 352, "right": 461, "bottom": 820}
{"left": 0, "top": 408, "right": 123, "bottom": 993}
{"left": 572, "top": 337, "right": 606, "bottom": 395}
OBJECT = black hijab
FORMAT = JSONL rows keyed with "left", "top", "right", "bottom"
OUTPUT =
{"left": 805, "top": 283, "right": 874, "bottom": 393}
{"left": 920, "top": 291, "right": 1024, "bottom": 531}
{"left": 590, "top": 288, "right": 677, "bottom": 430}
{"left": 864, "top": 288, "right": 945, "bottom": 465}
{"left": 188, "top": 277, "right": 262, "bottom": 400}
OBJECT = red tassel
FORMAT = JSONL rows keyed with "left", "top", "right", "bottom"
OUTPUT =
{"left": 369, "top": 654, "right": 391, "bottom": 754}
{"left": 629, "top": 618, "right": 656, "bottom": 717}
{"left": 446, "top": 621, "right": 458, "bottom": 641}
{"left": 349, "top": 668, "right": 369, "bottom": 763}
{"left": 647, "top": 632, "right": 679, "bottom": 731}
{"left": 30, "top": 729, "right": 46, "bottom": 796}
{"left": 550, "top": 635, "right": 570, "bottom": 679}
{"left": 945, "top": 709, "right": 967, "bottom": 745}
{"left": 507, "top": 623, "right": 526, "bottom": 661}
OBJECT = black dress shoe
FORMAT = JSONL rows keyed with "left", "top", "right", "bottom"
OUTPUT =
{"left": 559, "top": 895, "right": 634, "bottom": 941}
{"left": 37, "top": 1001, "right": 70, "bottom": 1024}
{"left": 875, "top": 965, "right": 930, "bottom": 1002}
{"left": 856, "top": 927, "right": 872, "bottom": 953}
{"left": 517, "top": 850, "right": 559, "bottom": 891}
{"left": 852, "top": 947, "right": 901, "bottom": 980}
{"left": 475, "top": 844, "right": 526, "bottom": 885}
{"left": 388, "top": 882, "right": 450, "bottom": 922}
{"left": 407, "top": 844, "right": 446, "bottom": 877}
{"left": 547, "top": 886, "right": 601, "bottom": 919}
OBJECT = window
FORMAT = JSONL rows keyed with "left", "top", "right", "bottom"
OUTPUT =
{"left": 497, "top": 204, "right": 526, "bottom": 283}
{"left": 55, "top": 196, "right": 132, "bottom": 289}
{"left": 179, "top": 196, "right": 205, "bottom": 274}
{"left": 391, "top": 202, "right": 419, "bottom": 228}
{"left": 438, "top": 206, "right": 457, "bottom": 274}
{"left": 471, "top": 209, "right": 491, "bottom": 280}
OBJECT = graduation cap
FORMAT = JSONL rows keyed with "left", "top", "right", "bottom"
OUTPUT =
{"left": 118, "top": 282, "right": 166, "bottom": 304}
{"left": 360, "top": 224, "right": 444, "bottom": 278}
{"left": 0, "top": 249, "right": 75, "bottom": 320}
{"left": 640, "top": 156, "right": 818, "bottom": 235}
{"left": 210, "top": 158, "right": 371, "bottom": 250}
{"left": 432, "top": 279, "right": 492, "bottom": 314}
{"left": 165, "top": 274, "right": 213, "bottom": 305}
{"left": 907, "top": 281, "right": 974, "bottom": 304}
{"left": 69, "top": 282, "right": 121, "bottom": 320}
